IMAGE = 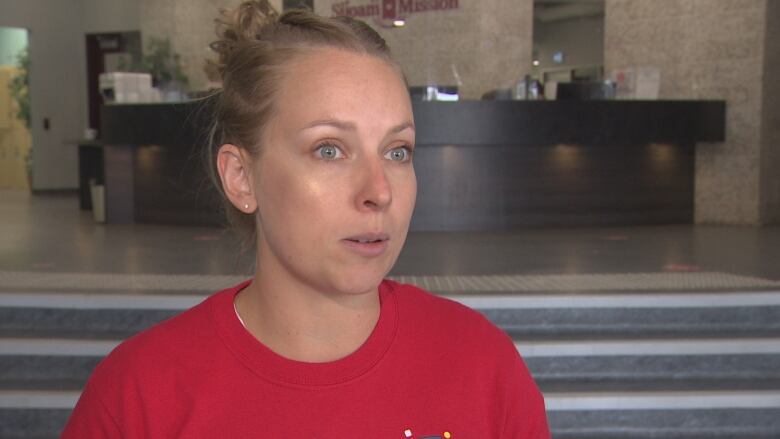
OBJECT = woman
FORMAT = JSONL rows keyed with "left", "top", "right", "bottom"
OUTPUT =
{"left": 62, "top": 2, "right": 550, "bottom": 437}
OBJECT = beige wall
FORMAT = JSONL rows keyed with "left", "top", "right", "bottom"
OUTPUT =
{"left": 0, "top": 0, "right": 140, "bottom": 190}
{"left": 315, "top": 0, "right": 533, "bottom": 99}
{"left": 81, "top": 0, "right": 140, "bottom": 33}
{"left": 139, "top": 0, "right": 532, "bottom": 99}
{"left": 605, "top": 0, "right": 770, "bottom": 225}
{"left": 0, "top": 0, "right": 86, "bottom": 190}
{"left": 139, "top": 0, "right": 282, "bottom": 91}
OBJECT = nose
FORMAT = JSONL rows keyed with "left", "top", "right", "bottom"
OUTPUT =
{"left": 356, "top": 158, "right": 392, "bottom": 211}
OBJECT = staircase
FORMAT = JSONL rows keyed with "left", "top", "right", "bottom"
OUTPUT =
{"left": 2, "top": 271, "right": 780, "bottom": 438}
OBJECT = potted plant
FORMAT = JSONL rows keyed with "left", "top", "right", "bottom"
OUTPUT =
{"left": 115, "top": 36, "right": 189, "bottom": 102}
{"left": 142, "top": 37, "right": 189, "bottom": 100}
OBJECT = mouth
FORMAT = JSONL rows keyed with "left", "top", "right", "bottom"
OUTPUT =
{"left": 342, "top": 233, "right": 390, "bottom": 257}
{"left": 344, "top": 233, "right": 390, "bottom": 244}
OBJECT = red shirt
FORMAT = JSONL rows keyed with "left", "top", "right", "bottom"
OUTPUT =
{"left": 62, "top": 280, "right": 550, "bottom": 438}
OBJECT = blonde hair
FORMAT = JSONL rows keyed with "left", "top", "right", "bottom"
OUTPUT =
{"left": 206, "top": 1, "right": 400, "bottom": 244}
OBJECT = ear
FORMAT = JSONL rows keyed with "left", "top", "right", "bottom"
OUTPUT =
{"left": 216, "top": 144, "right": 257, "bottom": 214}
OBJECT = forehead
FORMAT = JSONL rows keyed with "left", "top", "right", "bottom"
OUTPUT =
{"left": 272, "top": 48, "right": 412, "bottom": 128}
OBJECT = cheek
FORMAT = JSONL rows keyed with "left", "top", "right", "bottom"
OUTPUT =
{"left": 393, "top": 167, "right": 418, "bottom": 219}
{"left": 256, "top": 163, "right": 342, "bottom": 231}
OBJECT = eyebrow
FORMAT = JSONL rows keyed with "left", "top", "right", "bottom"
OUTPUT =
{"left": 301, "top": 118, "right": 415, "bottom": 134}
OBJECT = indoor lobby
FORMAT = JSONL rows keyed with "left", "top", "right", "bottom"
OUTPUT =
{"left": 1, "top": 0, "right": 779, "bottom": 438}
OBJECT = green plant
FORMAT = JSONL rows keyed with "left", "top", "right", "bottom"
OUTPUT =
{"left": 8, "top": 47, "right": 30, "bottom": 129}
{"left": 142, "top": 37, "right": 189, "bottom": 87}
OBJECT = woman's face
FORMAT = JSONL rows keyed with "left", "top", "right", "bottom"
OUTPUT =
{"left": 250, "top": 48, "right": 416, "bottom": 296}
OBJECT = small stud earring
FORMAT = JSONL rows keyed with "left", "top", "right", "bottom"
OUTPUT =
{"left": 244, "top": 203, "right": 250, "bottom": 210}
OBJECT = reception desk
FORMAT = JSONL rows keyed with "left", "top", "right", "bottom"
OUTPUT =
{"left": 100, "top": 99, "right": 725, "bottom": 230}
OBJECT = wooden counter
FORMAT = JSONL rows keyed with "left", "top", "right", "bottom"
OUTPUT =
{"left": 101, "top": 99, "right": 725, "bottom": 230}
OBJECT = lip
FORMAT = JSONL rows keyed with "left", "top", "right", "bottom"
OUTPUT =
{"left": 342, "top": 233, "right": 390, "bottom": 258}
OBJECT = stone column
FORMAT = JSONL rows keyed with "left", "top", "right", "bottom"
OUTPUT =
{"left": 760, "top": 0, "right": 780, "bottom": 223}
{"left": 605, "top": 0, "right": 776, "bottom": 225}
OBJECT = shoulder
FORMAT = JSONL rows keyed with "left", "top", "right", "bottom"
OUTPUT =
{"left": 384, "top": 279, "right": 548, "bottom": 434}
{"left": 63, "top": 282, "right": 248, "bottom": 437}
{"left": 384, "top": 279, "right": 517, "bottom": 358}
{"left": 88, "top": 283, "right": 243, "bottom": 389}
{"left": 106, "top": 292, "right": 217, "bottom": 360}
{"left": 386, "top": 279, "right": 503, "bottom": 332}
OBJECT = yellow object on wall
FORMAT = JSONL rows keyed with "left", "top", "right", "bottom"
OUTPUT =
{"left": 0, "top": 66, "right": 32, "bottom": 190}
{"left": 0, "top": 67, "right": 12, "bottom": 129}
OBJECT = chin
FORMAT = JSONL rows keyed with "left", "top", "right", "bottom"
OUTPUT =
{"left": 327, "top": 264, "right": 391, "bottom": 296}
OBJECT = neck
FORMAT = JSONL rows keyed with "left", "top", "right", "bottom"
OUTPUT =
{"left": 235, "top": 263, "right": 381, "bottom": 363}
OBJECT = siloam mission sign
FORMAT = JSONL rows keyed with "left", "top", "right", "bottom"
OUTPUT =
{"left": 332, "top": 0, "right": 459, "bottom": 21}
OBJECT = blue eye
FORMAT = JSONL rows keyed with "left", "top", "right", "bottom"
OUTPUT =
{"left": 316, "top": 143, "right": 343, "bottom": 160}
{"left": 386, "top": 146, "right": 412, "bottom": 162}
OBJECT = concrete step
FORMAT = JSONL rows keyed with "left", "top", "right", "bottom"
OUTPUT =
{"left": 1, "top": 282, "right": 778, "bottom": 438}
{"left": 483, "top": 306, "right": 780, "bottom": 339}
{"left": 546, "top": 390, "right": 780, "bottom": 438}
{"left": 0, "top": 308, "right": 177, "bottom": 339}
{"left": 2, "top": 271, "right": 778, "bottom": 295}
{"left": 7, "top": 305, "right": 780, "bottom": 340}
{"left": 2, "top": 338, "right": 780, "bottom": 392}
{"left": 0, "top": 356, "right": 99, "bottom": 391}
{"left": 2, "top": 391, "right": 779, "bottom": 439}
{"left": 3, "top": 290, "right": 780, "bottom": 340}
{"left": 0, "top": 408, "right": 70, "bottom": 439}
{"left": 548, "top": 408, "right": 780, "bottom": 439}
{"left": 529, "top": 353, "right": 780, "bottom": 391}
{"left": 3, "top": 353, "right": 779, "bottom": 393}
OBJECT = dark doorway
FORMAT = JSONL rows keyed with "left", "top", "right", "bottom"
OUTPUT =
{"left": 85, "top": 32, "right": 142, "bottom": 134}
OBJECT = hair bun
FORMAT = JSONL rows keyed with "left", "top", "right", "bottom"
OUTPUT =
{"left": 210, "top": 0, "right": 280, "bottom": 78}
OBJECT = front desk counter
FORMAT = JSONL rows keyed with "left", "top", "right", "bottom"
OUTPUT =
{"left": 100, "top": 99, "right": 725, "bottom": 231}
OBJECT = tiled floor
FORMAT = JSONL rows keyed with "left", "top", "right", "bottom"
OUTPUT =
{"left": 1, "top": 189, "right": 779, "bottom": 282}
